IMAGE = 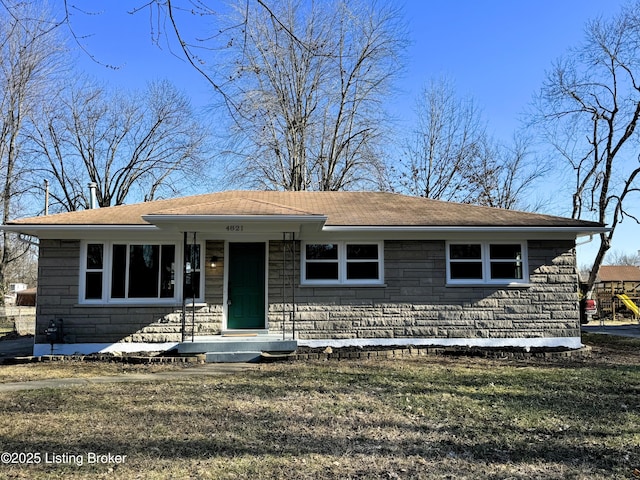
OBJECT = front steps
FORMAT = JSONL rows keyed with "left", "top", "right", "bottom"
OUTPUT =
{"left": 176, "top": 334, "right": 297, "bottom": 363}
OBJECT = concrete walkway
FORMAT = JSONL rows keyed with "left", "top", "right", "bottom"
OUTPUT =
{"left": 0, "top": 336, "right": 33, "bottom": 359}
{"left": 582, "top": 323, "right": 640, "bottom": 339}
{"left": 0, "top": 363, "right": 255, "bottom": 393}
{"left": 0, "top": 336, "right": 255, "bottom": 393}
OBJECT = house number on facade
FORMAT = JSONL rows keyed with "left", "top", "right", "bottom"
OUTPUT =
{"left": 225, "top": 225, "right": 244, "bottom": 232}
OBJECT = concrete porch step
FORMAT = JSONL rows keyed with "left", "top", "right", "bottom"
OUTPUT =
{"left": 205, "top": 351, "right": 263, "bottom": 363}
{"left": 177, "top": 334, "right": 297, "bottom": 362}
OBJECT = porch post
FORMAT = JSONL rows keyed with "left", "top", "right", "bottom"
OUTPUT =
{"left": 291, "top": 233, "right": 296, "bottom": 340}
{"left": 282, "top": 233, "right": 286, "bottom": 340}
{"left": 190, "top": 232, "right": 197, "bottom": 342}
{"left": 181, "top": 231, "right": 187, "bottom": 343}
{"left": 281, "top": 232, "right": 297, "bottom": 340}
{"left": 291, "top": 232, "right": 296, "bottom": 340}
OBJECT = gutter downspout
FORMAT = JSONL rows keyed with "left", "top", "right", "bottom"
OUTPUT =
{"left": 575, "top": 234, "right": 594, "bottom": 247}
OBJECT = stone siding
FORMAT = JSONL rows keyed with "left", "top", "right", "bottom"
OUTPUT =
{"left": 35, "top": 240, "right": 222, "bottom": 345}
{"left": 35, "top": 238, "right": 579, "bottom": 347}
{"left": 268, "top": 240, "right": 579, "bottom": 341}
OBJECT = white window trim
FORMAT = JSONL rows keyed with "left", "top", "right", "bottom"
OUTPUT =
{"left": 80, "top": 242, "right": 107, "bottom": 305}
{"left": 79, "top": 240, "right": 205, "bottom": 305}
{"left": 446, "top": 241, "right": 529, "bottom": 286}
{"left": 301, "top": 241, "right": 384, "bottom": 286}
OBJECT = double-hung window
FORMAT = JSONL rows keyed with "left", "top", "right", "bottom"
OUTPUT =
{"left": 302, "top": 242, "right": 383, "bottom": 285}
{"left": 304, "top": 244, "right": 339, "bottom": 281}
{"left": 447, "top": 241, "right": 528, "bottom": 285}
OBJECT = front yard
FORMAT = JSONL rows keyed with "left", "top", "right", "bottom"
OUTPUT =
{"left": 0, "top": 333, "right": 639, "bottom": 479}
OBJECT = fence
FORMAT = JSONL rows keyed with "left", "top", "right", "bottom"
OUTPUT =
{"left": 0, "top": 306, "right": 36, "bottom": 335}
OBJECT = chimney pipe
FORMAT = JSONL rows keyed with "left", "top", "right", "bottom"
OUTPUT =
{"left": 88, "top": 182, "right": 98, "bottom": 209}
{"left": 44, "top": 179, "right": 49, "bottom": 215}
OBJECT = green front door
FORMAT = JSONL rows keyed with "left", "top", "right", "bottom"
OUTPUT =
{"left": 227, "top": 242, "right": 266, "bottom": 329}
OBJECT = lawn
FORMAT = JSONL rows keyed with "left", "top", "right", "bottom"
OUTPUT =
{"left": 0, "top": 359, "right": 188, "bottom": 384}
{"left": 0, "top": 334, "right": 639, "bottom": 479}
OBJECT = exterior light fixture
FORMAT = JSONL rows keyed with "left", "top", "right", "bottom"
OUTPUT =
{"left": 210, "top": 256, "right": 219, "bottom": 268}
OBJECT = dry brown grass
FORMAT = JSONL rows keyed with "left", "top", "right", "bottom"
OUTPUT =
{"left": 0, "top": 334, "right": 638, "bottom": 479}
{"left": 0, "top": 360, "right": 187, "bottom": 384}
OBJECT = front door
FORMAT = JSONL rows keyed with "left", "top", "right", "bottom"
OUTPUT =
{"left": 227, "top": 242, "right": 266, "bottom": 329}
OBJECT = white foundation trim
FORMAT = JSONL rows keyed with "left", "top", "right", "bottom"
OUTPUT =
{"left": 34, "top": 342, "right": 179, "bottom": 357}
{"left": 297, "top": 337, "right": 583, "bottom": 350}
{"left": 33, "top": 336, "right": 583, "bottom": 357}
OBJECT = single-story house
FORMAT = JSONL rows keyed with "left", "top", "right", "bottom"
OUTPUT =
{"left": 2, "top": 190, "right": 606, "bottom": 356}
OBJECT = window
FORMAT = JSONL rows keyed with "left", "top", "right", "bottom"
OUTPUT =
{"left": 84, "top": 244, "right": 104, "bottom": 300}
{"left": 111, "top": 244, "right": 176, "bottom": 299}
{"left": 80, "top": 241, "right": 201, "bottom": 303}
{"left": 448, "top": 244, "right": 483, "bottom": 280}
{"left": 305, "top": 244, "right": 339, "bottom": 281}
{"left": 447, "top": 242, "right": 527, "bottom": 285}
{"left": 489, "top": 244, "right": 523, "bottom": 280}
{"left": 302, "top": 242, "right": 383, "bottom": 285}
{"left": 346, "top": 244, "right": 380, "bottom": 280}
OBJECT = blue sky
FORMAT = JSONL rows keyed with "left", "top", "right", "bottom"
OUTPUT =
{"left": 67, "top": 0, "right": 637, "bottom": 265}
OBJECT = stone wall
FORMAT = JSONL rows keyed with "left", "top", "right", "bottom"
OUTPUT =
{"left": 36, "top": 238, "right": 579, "bottom": 346}
{"left": 35, "top": 239, "right": 222, "bottom": 345}
{"left": 268, "top": 239, "right": 579, "bottom": 341}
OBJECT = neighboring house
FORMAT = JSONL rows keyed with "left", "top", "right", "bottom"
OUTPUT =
{"left": 592, "top": 265, "right": 640, "bottom": 319}
{"left": 4, "top": 283, "right": 28, "bottom": 305}
{"left": 15, "top": 287, "right": 37, "bottom": 307}
{"left": 2, "top": 190, "right": 606, "bottom": 356}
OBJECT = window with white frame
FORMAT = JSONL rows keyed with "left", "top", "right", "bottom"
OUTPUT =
{"left": 80, "top": 241, "right": 203, "bottom": 303}
{"left": 110, "top": 244, "right": 176, "bottom": 299}
{"left": 446, "top": 242, "right": 528, "bottom": 285}
{"left": 84, "top": 243, "right": 104, "bottom": 300}
{"left": 302, "top": 242, "right": 383, "bottom": 284}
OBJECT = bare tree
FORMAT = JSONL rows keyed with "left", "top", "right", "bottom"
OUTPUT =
{"left": 535, "top": 2, "right": 640, "bottom": 295}
{"left": 472, "top": 135, "right": 550, "bottom": 210}
{"left": 1, "top": 1, "right": 337, "bottom": 114}
{"left": 395, "top": 77, "right": 486, "bottom": 202}
{"left": 604, "top": 249, "right": 640, "bottom": 266}
{"left": 396, "top": 77, "right": 546, "bottom": 208}
{"left": 27, "top": 79, "right": 209, "bottom": 211}
{"left": 0, "top": 3, "right": 65, "bottom": 301}
{"left": 219, "top": 0, "right": 405, "bottom": 191}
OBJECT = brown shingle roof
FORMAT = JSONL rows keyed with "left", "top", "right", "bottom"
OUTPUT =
{"left": 7, "top": 190, "right": 605, "bottom": 228}
{"left": 597, "top": 266, "right": 640, "bottom": 282}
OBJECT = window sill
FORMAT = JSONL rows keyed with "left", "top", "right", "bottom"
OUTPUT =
{"left": 300, "top": 283, "right": 387, "bottom": 288}
{"left": 446, "top": 282, "right": 533, "bottom": 289}
{"left": 77, "top": 301, "right": 186, "bottom": 307}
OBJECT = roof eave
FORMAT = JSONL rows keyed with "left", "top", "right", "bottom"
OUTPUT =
{"left": 0, "top": 224, "right": 157, "bottom": 239}
{"left": 321, "top": 225, "right": 610, "bottom": 235}
{"left": 1, "top": 221, "right": 609, "bottom": 240}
